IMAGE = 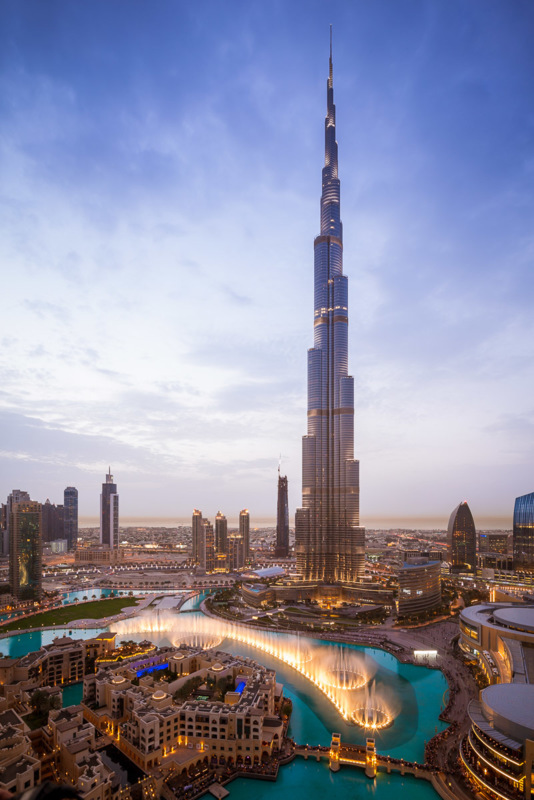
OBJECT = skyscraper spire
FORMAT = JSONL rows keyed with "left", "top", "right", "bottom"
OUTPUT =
{"left": 295, "top": 33, "right": 365, "bottom": 585}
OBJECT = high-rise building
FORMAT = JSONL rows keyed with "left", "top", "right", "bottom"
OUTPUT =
{"left": 513, "top": 491, "right": 534, "bottom": 572}
{"left": 239, "top": 509, "right": 250, "bottom": 564}
{"left": 41, "top": 499, "right": 65, "bottom": 543}
{"left": 478, "top": 531, "right": 509, "bottom": 555}
{"left": 228, "top": 532, "right": 244, "bottom": 572}
{"left": 448, "top": 501, "right": 477, "bottom": 571}
{"left": 295, "top": 34, "right": 365, "bottom": 585}
{"left": 192, "top": 509, "right": 203, "bottom": 564}
{"left": 215, "top": 511, "right": 228, "bottom": 556}
{"left": 9, "top": 500, "right": 42, "bottom": 601}
{"left": 275, "top": 470, "right": 289, "bottom": 558}
{"left": 64, "top": 486, "right": 78, "bottom": 551}
{"left": 100, "top": 468, "right": 119, "bottom": 550}
{"left": 2, "top": 489, "right": 31, "bottom": 558}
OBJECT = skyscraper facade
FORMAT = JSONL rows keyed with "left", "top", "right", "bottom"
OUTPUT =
{"left": 41, "top": 499, "right": 65, "bottom": 543}
{"left": 9, "top": 500, "right": 42, "bottom": 601}
{"left": 64, "top": 486, "right": 78, "bottom": 551}
{"left": 2, "top": 489, "right": 30, "bottom": 557}
{"left": 448, "top": 501, "right": 476, "bottom": 571}
{"left": 215, "top": 511, "right": 228, "bottom": 556}
{"left": 192, "top": 509, "right": 203, "bottom": 564}
{"left": 100, "top": 468, "right": 119, "bottom": 550}
{"left": 239, "top": 509, "right": 250, "bottom": 564}
{"left": 275, "top": 470, "right": 289, "bottom": 558}
{"left": 513, "top": 491, "right": 534, "bottom": 572}
{"left": 295, "top": 36, "right": 365, "bottom": 585}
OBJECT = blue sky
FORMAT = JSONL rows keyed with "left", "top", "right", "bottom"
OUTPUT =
{"left": 1, "top": 1, "right": 533, "bottom": 525}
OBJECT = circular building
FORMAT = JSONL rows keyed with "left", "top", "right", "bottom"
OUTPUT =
{"left": 461, "top": 683, "right": 534, "bottom": 800}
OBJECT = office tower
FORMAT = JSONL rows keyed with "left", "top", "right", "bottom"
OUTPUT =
{"left": 192, "top": 509, "right": 203, "bottom": 564}
{"left": 100, "top": 468, "right": 119, "bottom": 549}
{"left": 228, "top": 532, "right": 244, "bottom": 571}
{"left": 448, "top": 501, "right": 477, "bottom": 571}
{"left": 513, "top": 491, "right": 534, "bottom": 572}
{"left": 215, "top": 511, "right": 228, "bottom": 555}
{"left": 64, "top": 486, "right": 78, "bottom": 551}
{"left": 275, "top": 470, "right": 289, "bottom": 558}
{"left": 295, "top": 34, "right": 365, "bottom": 585}
{"left": 239, "top": 509, "right": 250, "bottom": 563}
{"left": 9, "top": 500, "right": 42, "bottom": 601}
{"left": 3, "top": 489, "right": 31, "bottom": 557}
{"left": 41, "top": 499, "right": 65, "bottom": 543}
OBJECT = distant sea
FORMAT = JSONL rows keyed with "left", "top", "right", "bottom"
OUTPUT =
{"left": 79, "top": 515, "right": 511, "bottom": 530}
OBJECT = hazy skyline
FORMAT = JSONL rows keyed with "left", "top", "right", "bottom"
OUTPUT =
{"left": 1, "top": 1, "right": 533, "bottom": 525}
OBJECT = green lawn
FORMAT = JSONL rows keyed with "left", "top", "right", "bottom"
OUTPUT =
{"left": 1, "top": 597, "right": 139, "bottom": 632}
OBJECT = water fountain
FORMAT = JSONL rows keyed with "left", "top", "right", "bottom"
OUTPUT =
{"left": 113, "top": 612, "right": 397, "bottom": 727}
{"left": 351, "top": 680, "right": 394, "bottom": 730}
{"left": 322, "top": 645, "right": 369, "bottom": 690}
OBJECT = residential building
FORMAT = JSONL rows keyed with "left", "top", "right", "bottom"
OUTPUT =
{"left": 82, "top": 645, "right": 284, "bottom": 773}
{"left": 41, "top": 499, "right": 65, "bottom": 543}
{"left": 239, "top": 509, "right": 250, "bottom": 564}
{"left": 64, "top": 486, "right": 79, "bottom": 551}
{"left": 215, "top": 511, "right": 228, "bottom": 556}
{"left": 193, "top": 515, "right": 215, "bottom": 573}
{"left": 295, "top": 34, "right": 365, "bottom": 585}
{"left": 228, "top": 532, "right": 244, "bottom": 572}
{"left": 192, "top": 509, "right": 203, "bottom": 564}
{"left": 2, "top": 489, "right": 30, "bottom": 558}
{"left": 0, "top": 708, "right": 41, "bottom": 794}
{"left": 9, "top": 500, "right": 42, "bottom": 602}
{"left": 275, "top": 471, "right": 289, "bottom": 558}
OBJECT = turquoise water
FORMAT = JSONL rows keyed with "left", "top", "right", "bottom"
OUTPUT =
{"left": 0, "top": 628, "right": 106, "bottom": 658}
{"left": 62, "top": 682, "right": 83, "bottom": 707}
{"left": 226, "top": 758, "right": 439, "bottom": 800}
{"left": 180, "top": 590, "right": 211, "bottom": 611}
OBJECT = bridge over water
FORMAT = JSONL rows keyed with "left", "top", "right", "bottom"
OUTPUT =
{"left": 295, "top": 734, "right": 435, "bottom": 779}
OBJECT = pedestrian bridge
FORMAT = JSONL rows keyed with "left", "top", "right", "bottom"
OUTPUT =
{"left": 295, "top": 734, "right": 436, "bottom": 781}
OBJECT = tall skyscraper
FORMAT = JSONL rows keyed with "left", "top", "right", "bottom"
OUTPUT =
{"left": 192, "top": 509, "right": 203, "bottom": 564}
{"left": 215, "top": 511, "right": 228, "bottom": 555}
{"left": 41, "top": 499, "right": 64, "bottom": 543}
{"left": 513, "top": 491, "right": 534, "bottom": 572}
{"left": 448, "top": 501, "right": 476, "bottom": 571}
{"left": 275, "top": 469, "right": 289, "bottom": 558}
{"left": 9, "top": 500, "right": 42, "bottom": 602}
{"left": 64, "top": 486, "right": 78, "bottom": 551}
{"left": 2, "top": 489, "right": 31, "bottom": 557}
{"left": 239, "top": 509, "right": 250, "bottom": 564}
{"left": 228, "top": 532, "right": 244, "bottom": 571}
{"left": 295, "top": 33, "right": 365, "bottom": 585}
{"left": 100, "top": 468, "right": 119, "bottom": 550}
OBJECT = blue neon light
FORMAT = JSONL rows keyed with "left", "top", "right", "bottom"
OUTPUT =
{"left": 137, "top": 662, "right": 169, "bottom": 678}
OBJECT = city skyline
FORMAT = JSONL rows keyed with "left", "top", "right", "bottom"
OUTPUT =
{"left": 1, "top": 2, "right": 534, "bottom": 521}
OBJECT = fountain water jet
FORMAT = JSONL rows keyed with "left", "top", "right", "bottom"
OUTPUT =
{"left": 113, "top": 611, "right": 391, "bottom": 726}
{"left": 351, "top": 680, "right": 394, "bottom": 730}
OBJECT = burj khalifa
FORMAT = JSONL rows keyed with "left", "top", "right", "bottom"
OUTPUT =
{"left": 295, "top": 33, "right": 365, "bottom": 584}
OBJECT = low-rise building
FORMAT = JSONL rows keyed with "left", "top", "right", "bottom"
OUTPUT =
{"left": 82, "top": 645, "right": 284, "bottom": 774}
{"left": 0, "top": 708, "right": 41, "bottom": 794}
{"left": 396, "top": 558, "right": 441, "bottom": 616}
